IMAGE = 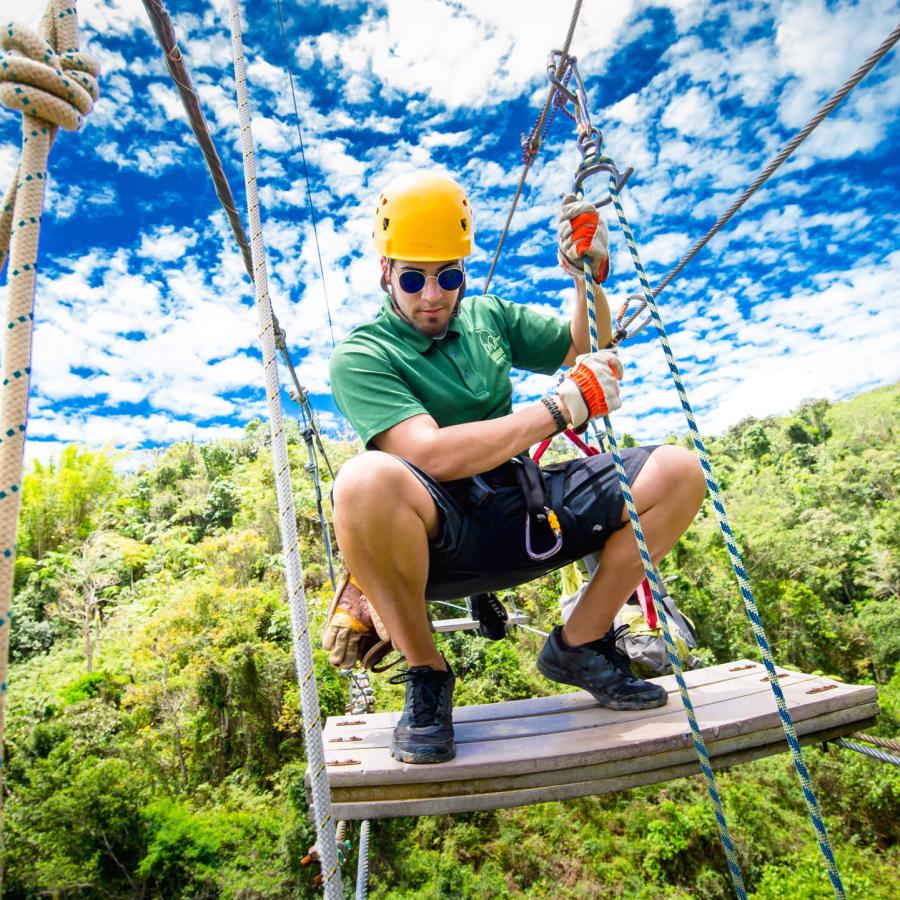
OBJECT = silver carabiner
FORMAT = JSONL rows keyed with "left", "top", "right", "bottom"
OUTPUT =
{"left": 573, "top": 154, "right": 634, "bottom": 206}
{"left": 546, "top": 51, "right": 636, "bottom": 206}
{"left": 608, "top": 294, "right": 653, "bottom": 348}
{"left": 524, "top": 508, "right": 564, "bottom": 561}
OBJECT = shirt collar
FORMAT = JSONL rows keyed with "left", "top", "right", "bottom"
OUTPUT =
{"left": 379, "top": 295, "right": 462, "bottom": 352}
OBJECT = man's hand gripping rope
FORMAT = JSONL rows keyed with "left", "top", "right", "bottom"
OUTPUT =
{"left": 556, "top": 351, "right": 623, "bottom": 429}
{"left": 558, "top": 192, "right": 610, "bottom": 282}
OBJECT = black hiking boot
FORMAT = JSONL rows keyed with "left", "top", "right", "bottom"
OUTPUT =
{"left": 537, "top": 625, "right": 668, "bottom": 710}
{"left": 389, "top": 665, "right": 456, "bottom": 764}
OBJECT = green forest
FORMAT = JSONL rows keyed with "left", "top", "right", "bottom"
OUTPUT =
{"left": 4, "top": 384, "right": 897, "bottom": 898}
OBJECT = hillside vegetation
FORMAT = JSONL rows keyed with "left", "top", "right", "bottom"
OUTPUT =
{"left": 5, "top": 386, "right": 898, "bottom": 898}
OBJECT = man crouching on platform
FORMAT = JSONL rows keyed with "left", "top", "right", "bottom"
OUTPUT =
{"left": 326, "top": 170, "right": 705, "bottom": 764}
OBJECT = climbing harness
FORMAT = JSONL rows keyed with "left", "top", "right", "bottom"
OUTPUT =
{"left": 226, "top": 1, "right": 341, "bottom": 895}
{"left": 0, "top": 7, "right": 99, "bottom": 893}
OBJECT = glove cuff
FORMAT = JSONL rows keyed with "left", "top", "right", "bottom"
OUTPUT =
{"left": 568, "top": 363, "right": 611, "bottom": 419}
{"left": 558, "top": 248, "right": 609, "bottom": 283}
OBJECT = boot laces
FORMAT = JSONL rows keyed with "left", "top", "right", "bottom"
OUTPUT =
{"left": 390, "top": 668, "right": 448, "bottom": 727}
{"left": 586, "top": 624, "right": 633, "bottom": 675}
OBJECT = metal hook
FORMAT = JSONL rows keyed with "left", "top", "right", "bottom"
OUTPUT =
{"left": 573, "top": 155, "right": 634, "bottom": 205}
{"left": 608, "top": 294, "right": 653, "bottom": 348}
{"left": 524, "top": 509, "right": 564, "bottom": 561}
{"left": 545, "top": 51, "right": 636, "bottom": 206}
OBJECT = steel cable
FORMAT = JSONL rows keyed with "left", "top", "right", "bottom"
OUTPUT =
{"left": 274, "top": 0, "right": 336, "bottom": 347}
{"left": 482, "top": 0, "right": 583, "bottom": 294}
{"left": 653, "top": 21, "right": 900, "bottom": 298}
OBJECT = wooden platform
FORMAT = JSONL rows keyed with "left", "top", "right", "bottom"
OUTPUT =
{"left": 316, "top": 660, "right": 878, "bottom": 820}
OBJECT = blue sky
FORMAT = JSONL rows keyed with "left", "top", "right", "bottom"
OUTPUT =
{"left": 4, "top": 0, "right": 899, "bottom": 461}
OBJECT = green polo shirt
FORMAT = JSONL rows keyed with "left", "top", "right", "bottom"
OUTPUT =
{"left": 329, "top": 294, "right": 572, "bottom": 448}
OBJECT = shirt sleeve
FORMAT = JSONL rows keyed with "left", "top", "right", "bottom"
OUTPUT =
{"left": 489, "top": 295, "right": 572, "bottom": 375}
{"left": 329, "top": 342, "right": 428, "bottom": 448}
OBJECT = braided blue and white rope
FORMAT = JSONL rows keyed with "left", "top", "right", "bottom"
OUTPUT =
{"left": 583, "top": 263, "right": 747, "bottom": 898}
{"left": 604, "top": 170, "right": 845, "bottom": 899}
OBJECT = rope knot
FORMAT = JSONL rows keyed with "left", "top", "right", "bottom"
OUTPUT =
{"left": 0, "top": 21, "right": 99, "bottom": 132}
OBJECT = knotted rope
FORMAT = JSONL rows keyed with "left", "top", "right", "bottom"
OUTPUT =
{"left": 0, "top": 0, "right": 99, "bottom": 854}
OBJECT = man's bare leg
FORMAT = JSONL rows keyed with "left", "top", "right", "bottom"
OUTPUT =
{"left": 332, "top": 452, "right": 446, "bottom": 670}
{"left": 562, "top": 445, "right": 706, "bottom": 647}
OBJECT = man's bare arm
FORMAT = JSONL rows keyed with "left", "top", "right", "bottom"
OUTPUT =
{"left": 373, "top": 405, "right": 558, "bottom": 482}
{"left": 563, "top": 279, "right": 612, "bottom": 366}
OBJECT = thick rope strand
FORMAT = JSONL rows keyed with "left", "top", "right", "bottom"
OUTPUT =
{"left": 225, "top": 2, "right": 341, "bottom": 896}
{"left": 607, "top": 172, "right": 845, "bottom": 899}
{"left": 583, "top": 264, "right": 747, "bottom": 898}
{"left": 0, "top": 5, "right": 99, "bottom": 888}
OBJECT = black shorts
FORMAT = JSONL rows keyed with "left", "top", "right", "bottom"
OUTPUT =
{"left": 399, "top": 446, "right": 658, "bottom": 601}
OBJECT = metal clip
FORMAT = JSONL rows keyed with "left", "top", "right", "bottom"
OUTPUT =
{"left": 573, "top": 155, "right": 634, "bottom": 204}
{"left": 546, "top": 51, "right": 635, "bottom": 205}
{"left": 608, "top": 294, "right": 652, "bottom": 348}
{"left": 525, "top": 508, "right": 564, "bottom": 561}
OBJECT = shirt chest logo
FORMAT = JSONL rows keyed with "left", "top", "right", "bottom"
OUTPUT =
{"left": 474, "top": 327, "right": 506, "bottom": 365}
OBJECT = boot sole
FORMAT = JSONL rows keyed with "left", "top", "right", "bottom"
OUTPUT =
{"left": 537, "top": 657, "right": 668, "bottom": 711}
{"left": 390, "top": 741, "right": 456, "bottom": 764}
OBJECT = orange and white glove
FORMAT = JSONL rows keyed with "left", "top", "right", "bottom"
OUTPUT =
{"left": 558, "top": 192, "right": 610, "bottom": 282}
{"left": 321, "top": 571, "right": 392, "bottom": 669}
{"left": 555, "top": 350, "right": 623, "bottom": 428}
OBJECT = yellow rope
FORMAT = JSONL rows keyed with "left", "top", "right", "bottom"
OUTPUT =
{"left": 0, "top": 3, "right": 99, "bottom": 879}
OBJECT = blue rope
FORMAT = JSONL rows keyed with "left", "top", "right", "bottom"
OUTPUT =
{"left": 603, "top": 170, "right": 846, "bottom": 899}
{"left": 582, "top": 263, "right": 747, "bottom": 898}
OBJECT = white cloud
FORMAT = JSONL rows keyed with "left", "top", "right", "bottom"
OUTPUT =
{"left": 298, "top": 0, "right": 639, "bottom": 111}
{"left": 661, "top": 86, "right": 721, "bottom": 139}
{"left": 96, "top": 139, "right": 188, "bottom": 176}
{"left": 138, "top": 225, "right": 199, "bottom": 261}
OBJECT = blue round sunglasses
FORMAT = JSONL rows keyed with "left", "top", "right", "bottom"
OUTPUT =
{"left": 397, "top": 266, "right": 464, "bottom": 294}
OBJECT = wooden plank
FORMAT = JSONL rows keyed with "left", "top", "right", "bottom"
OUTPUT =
{"left": 324, "top": 675, "right": 876, "bottom": 786}
{"left": 330, "top": 701, "right": 879, "bottom": 807}
{"left": 324, "top": 659, "right": 765, "bottom": 734}
{"left": 325, "top": 669, "right": 819, "bottom": 752}
{"left": 329, "top": 712, "right": 877, "bottom": 820}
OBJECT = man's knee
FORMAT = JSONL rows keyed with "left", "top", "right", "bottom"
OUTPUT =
{"left": 333, "top": 452, "right": 438, "bottom": 535}
{"left": 655, "top": 445, "right": 706, "bottom": 505}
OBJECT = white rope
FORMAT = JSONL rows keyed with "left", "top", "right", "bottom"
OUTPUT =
{"left": 0, "top": 3, "right": 99, "bottom": 889}
{"left": 225, "top": 1, "right": 341, "bottom": 895}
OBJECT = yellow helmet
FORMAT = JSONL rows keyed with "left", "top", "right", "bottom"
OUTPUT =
{"left": 373, "top": 170, "right": 475, "bottom": 261}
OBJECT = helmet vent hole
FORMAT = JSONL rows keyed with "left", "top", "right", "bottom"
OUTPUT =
{"left": 460, "top": 218, "right": 468, "bottom": 232}
{"left": 382, "top": 217, "right": 390, "bottom": 231}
